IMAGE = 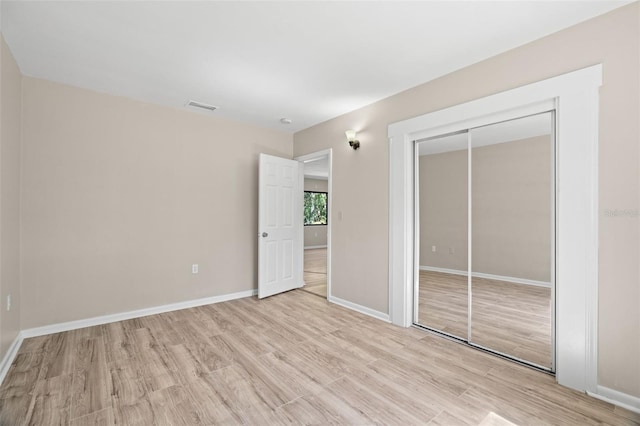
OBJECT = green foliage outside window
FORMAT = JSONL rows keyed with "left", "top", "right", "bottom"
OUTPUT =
{"left": 304, "top": 191, "right": 327, "bottom": 225}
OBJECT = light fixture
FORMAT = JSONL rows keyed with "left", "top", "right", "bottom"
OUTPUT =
{"left": 345, "top": 129, "right": 360, "bottom": 150}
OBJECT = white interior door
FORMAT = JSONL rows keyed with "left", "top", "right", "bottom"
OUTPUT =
{"left": 258, "top": 153, "right": 303, "bottom": 298}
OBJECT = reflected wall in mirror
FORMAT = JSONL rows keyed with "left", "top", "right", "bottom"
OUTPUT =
{"left": 414, "top": 111, "right": 555, "bottom": 371}
{"left": 416, "top": 132, "right": 468, "bottom": 339}
{"left": 470, "top": 112, "right": 554, "bottom": 369}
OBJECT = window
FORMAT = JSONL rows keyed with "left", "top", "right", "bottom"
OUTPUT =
{"left": 304, "top": 191, "right": 328, "bottom": 225}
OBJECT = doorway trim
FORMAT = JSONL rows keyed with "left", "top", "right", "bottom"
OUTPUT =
{"left": 388, "top": 65, "right": 601, "bottom": 393}
{"left": 295, "top": 149, "right": 332, "bottom": 300}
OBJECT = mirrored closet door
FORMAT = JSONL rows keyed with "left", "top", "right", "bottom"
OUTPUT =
{"left": 415, "top": 112, "right": 555, "bottom": 371}
{"left": 415, "top": 131, "right": 468, "bottom": 340}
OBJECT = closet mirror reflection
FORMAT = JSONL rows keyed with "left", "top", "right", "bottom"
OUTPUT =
{"left": 469, "top": 113, "right": 554, "bottom": 369}
{"left": 415, "top": 112, "right": 555, "bottom": 371}
{"left": 416, "top": 131, "right": 469, "bottom": 340}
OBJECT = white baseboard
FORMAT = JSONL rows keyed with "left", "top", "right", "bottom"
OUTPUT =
{"left": 420, "top": 265, "right": 466, "bottom": 276}
{"left": 0, "top": 288, "right": 257, "bottom": 387}
{"left": 328, "top": 295, "right": 390, "bottom": 323}
{"left": 0, "top": 333, "right": 24, "bottom": 386}
{"left": 20, "top": 289, "right": 258, "bottom": 339}
{"left": 588, "top": 386, "right": 640, "bottom": 415}
{"left": 419, "top": 265, "right": 551, "bottom": 288}
{"left": 304, "top": 245, "right": 327, "bottom": 250}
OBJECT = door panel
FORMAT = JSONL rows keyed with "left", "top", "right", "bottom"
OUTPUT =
{"left": 469, "top": 112, "right": 554, "bottom": 370}
{"left": 259, "top": 154, "right": 303, "bottom": 298}
{"left": 415, "top": 131, "right": 469, "bottom": 340}
{"left": 414, "top": 112, "right": 555, "bottom": 372}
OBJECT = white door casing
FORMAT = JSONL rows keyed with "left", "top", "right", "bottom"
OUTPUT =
{"left": 258, "top": 154, "right": 303, "bottom": 298}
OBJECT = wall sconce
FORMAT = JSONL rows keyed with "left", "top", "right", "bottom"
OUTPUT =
{"left": 345, "top": 130, "right": 360, "bottom": 150}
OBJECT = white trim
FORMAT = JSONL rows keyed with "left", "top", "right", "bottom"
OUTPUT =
{"left": 419, "top": 265, "right": 466, "bottom": 275}
{"left": 412, "top": 142, "right": 421, "bottom": 324}
{"left": 388, "top": 131, "right": 414, "bottom": 328}
{"left": 550, "top": 108, "right": 558, "bottom": 372}
{"left": 21, "top": 289, "right": 257, "bottom": 339}
{"left": 389, "top": 64, "right": 602, "bottom": 393}
{"left": 0, "top": 333, "right": 24, "bottom": 385}
{"left": 295, "top": 149, "right": 332, "bottom": 301}
{"left": 304, "top": 245, "right": 327, "bottom": 250}
{"left": 328, "top": 295, "right": 390, "bottom": 323}
{"left": 467, "top": 131, "right": 473, "bottom": 341}
{"left": 584, "top": 87, "right": 600, "bottom": 394}
{"left": 589, "top": 386, "right": 640, "bottom": 415}
{"left": 419, "top": 265, "right": 552, "bottom": 288}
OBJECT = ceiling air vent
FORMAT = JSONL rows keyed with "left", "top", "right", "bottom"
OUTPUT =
{"left": 186, "top": 100, "right": 218, "bottom": 112}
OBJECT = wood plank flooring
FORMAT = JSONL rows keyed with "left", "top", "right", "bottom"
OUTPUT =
{"left": 417, "top": 270, "right": 552, "bottom": 368}
{"left": 302, "top": 248, "right": 327, "bottom": 298}
{"left": 1, "top": 290, "right": 638, "bottom": 425}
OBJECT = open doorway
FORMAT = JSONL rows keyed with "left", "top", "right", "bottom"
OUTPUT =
{"left": 296, "top": 150, "right": 332, "bottom": 299}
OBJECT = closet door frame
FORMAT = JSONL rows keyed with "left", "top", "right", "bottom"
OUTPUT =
{"left": 389, "top": 65, "right": 601, "bottom": 393}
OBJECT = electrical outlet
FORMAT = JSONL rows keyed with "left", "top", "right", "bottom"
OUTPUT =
{"left": 6, "top": 294, "right": 11, "bottom": 311}
{"left": 431, "top": 245, "right": 436, "bottom": 252}
{"left": 192, "top": 264, "right": 199, "bottom": 274}
{"left": 449, "top": 247, "right": 455, "bottom": 254}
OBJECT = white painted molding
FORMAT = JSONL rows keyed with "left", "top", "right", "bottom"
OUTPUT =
{"left": 389, "top": 64, "right": 602, "bottom": 393}
{"left": 304, "top": 245, "right": 327, "bottom": 250}
{"left": 388, "top": 131, "right": 415, "bottom": 328}
{"left": 328, "top": 295, "right": 390, "bottom": 323}
{"left": 589, "top": 386, "right": 640, "bottom": 415}
{"left": 388, "top": 65, "right": 601, "bottom": 138}
{"left": 21, "top": 289, "right": 257, "bottom": 339}
{"left": 419, "top": 265, "right": 551, "bottom": 288}
{"left": 0, "top": 333, "right": 24, "bottom": 386}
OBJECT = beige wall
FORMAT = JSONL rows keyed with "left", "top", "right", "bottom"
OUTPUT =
{"left": 0, "top": 35, "right": 22, "bottom": 360}
{"left": 293, "top": 4, "right": 639, "bottom": 397}
{"left": 472, "top": 136, "right": 551, "bottom": 282}
{"left": 304, "top": 178, "right": 328, "bottom": 247}
{"left": 304, "top": 227, "right": 327, "bottom": 248}
{"left": 420, "top": 136, "right": 552, "bottom": 282}
{"left": 304, "top": 178, "right": 328, "bottom": 192}
{"left": 419, "top": 149, "right": 468, "bottom": 271}
{"left": 20, "top": 77, "right": 292, "bottom": 329}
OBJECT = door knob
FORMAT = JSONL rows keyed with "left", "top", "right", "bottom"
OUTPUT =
{"left": 262, "top": 232, "right": 268, "bottom": 238}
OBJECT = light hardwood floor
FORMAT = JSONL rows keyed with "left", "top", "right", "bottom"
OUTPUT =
{"left": 302, "top": 248, "right": 327, "bottom": 298}
{"left": 1, "top": 290, "right": 638, "bottom": 425}
{"left": 417, "top": 270, "right": 552, "bottom": 368}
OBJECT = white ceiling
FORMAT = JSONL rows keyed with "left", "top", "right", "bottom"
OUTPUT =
{"left": 303, "top": 155, "right": 329, "bottom": 180}
{"left": 418, "top": 111, "right": 552, "bottom": 156}
{"left": 0, "top": 1, "right": 629, "bottom": 133}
